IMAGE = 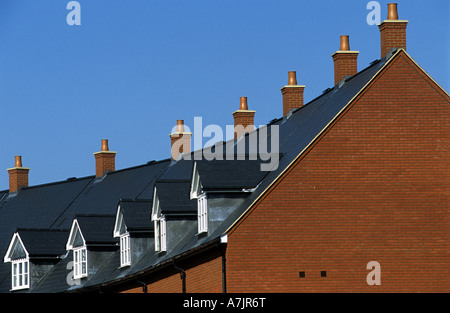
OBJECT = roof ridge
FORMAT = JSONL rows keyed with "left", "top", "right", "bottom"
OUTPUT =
{"left": 19, "top": 175, "right": 95, "bottom": 191}
{"left": 75, "top": 213, "right": 116, "bottom": 218}
{"left": 15, "top": 228, "right": 69, "bottom": 232}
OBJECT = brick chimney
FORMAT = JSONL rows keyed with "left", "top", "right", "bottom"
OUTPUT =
{"left": 94, "top": 139, "right": 116, "bottom": 177}
{"left": 170, "top": 120, "right": 192, "bottom": 159}
{"left": 281, "top": 71, "right": 305, "bottom": 116}
{"left": 7, "top": 156, "right": 29, "bottom": 193}
{"left": 332, "top": 35, "right": 359, "bottom": 85}
{"left": 233, "top": 97, "right": 255, "bottom": 139}
{"left": 379, "top": 3, "right": 408, "bottom": 58}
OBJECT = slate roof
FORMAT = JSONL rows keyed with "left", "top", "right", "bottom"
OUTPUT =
{"left": 155, "top": 181, "right": 197, "bottom": 216}
{"left": 0, "top": 159, "right": 170, "bottom": 292}
{"left": 14, "top": 229, "right": 69, "bottom": 258}
{"left": 74, "top": 215, "right": 118, "bottom": 245}
{"left": 195, "top": 159, "right": 271, "bottom": 191}
{"left": 119, "top": 199, "right": 154, "bottom": 232}
{"left": 0, "top": 49, "right": 399, "bottom": 293}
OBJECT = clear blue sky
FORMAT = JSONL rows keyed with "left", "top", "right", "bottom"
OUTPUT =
{"left": 0, "top": 0, "right": 449, "bottom": 189}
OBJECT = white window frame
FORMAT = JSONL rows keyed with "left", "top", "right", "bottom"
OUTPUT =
{"left": 120, "top": 233, "right": 131, "bottom": 267}
{"left": 198, "top": 194, "right": 208, "bottom": 233}
{"left": 154, "top": 217, "right": 167, "bottom": 252}
{"left": 11, "top": 258, "right": 29, "bottom": 291}
{"left": 73, "top": 246, "right": 87, "bottom": 279}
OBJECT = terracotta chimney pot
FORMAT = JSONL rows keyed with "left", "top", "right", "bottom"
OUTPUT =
{"left": 281, "top": 71, "right": 305, "bottom": 116}
{"left": 288, "top": 71, "right": 297, "bottom": 85}
{"left": 239, "top": 97, "right": 248, "bottom": 110}
{"left": 379, "top": 3, "right": 408, "bottom": 57}
{"left": 176, "top": 120, "right": 185, "bottom": 133}
{"left": 15, "top": 156, "right": 23, "bottom": 168}
{"left": 332, "top": 35, "right": 359, "bottom": 85}
{"left": 340, "top": 35, "right": 350, "bottom": 51}
{"left": 387, "top": 3, "right": 399, "bottom": 20}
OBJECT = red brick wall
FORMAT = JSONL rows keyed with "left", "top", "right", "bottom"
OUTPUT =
{"left": 332, "top": 52, "right": 358, "bottom": 85}
{"left": 95, "top": 152, "right": 116, "bottom": 177}
{"left": 119, "top": 249, "right": 223, "bottom": 293}
{"left": 281, "top": 86, "right": 304, "bottom": 116}
{"left": 233, "top": 111, "right": 255, "bottom": 139}
{"left": 225, "top": 51, "right": 450, "bottom": 292}
{"left": 8, "top": 168, "right": 29, "bottom": 192}
{"left": 379, "top": 21, "right": 407, "bottom": 58}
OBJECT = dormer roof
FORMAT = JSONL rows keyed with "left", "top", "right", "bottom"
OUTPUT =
{"left": 67, "top": 215, "right": 118, "bottom": 249}
{"left": 152, "top": 181, "right": 197, "bottom": 218}
{"left": 4, "top": 229, "right": 68, "bottom": 262}
{"left": 113, "top": 199, "right": 153, "bottom": 237}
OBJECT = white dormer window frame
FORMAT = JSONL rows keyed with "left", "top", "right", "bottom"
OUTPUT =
{"left": 151, "top": 187, "right": 160, "bottom": 221}
{"left": 113, "top": 204, "right": 124, "bottom": 238}
{"left": 4, "top": 233, "right": 30, "bottom": 291}
{"left": 190, "top": 162, "right": 201, "bottom": 199}
{"left": 120, "top": 233, "right": 131, "bottom": 267}
{"left": 152, "top": 187, "right": 167, "bottom": 252}
{"left": 198, "top": 194, "right": 208, "bottom": 234}
{"left": 11, "top": 258, "right": 29, "bottom": 291}
{"left": 66, "top": 219, "right": 88, "bottom": 279}
{"left": 73, "top": 246, "right": 87, "bottom": 279}
{"left": 154, "top": 216, "right": 166, "bottom": 252}
{"left": 114, "top": 205, "right": 132, "bottom": 267}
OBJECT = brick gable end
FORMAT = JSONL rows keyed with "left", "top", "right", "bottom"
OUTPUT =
{"left": 226, "top": 51, "right": 450, "bottom": 292}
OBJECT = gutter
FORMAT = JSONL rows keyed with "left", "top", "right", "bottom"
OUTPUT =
{"left": 83, "top": 236, "right": 223, "bottom": 292}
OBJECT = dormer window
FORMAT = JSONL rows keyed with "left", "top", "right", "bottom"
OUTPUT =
{"left": 3, "top": 232, "right": 30, "bottom": 291}
{"left": 67, "top": 215, "right": 118, "bottom": 282}
{"left": 4, "top": 229, "right": 69, "bottom": 292}
{"left": 12, "top": 259, "right": 29, "bottom": 290}
{"left": 66, "top": 219, "right": 88, "bottom": 279}
{"left": 154, "top": 217, "right": 166, "bottom": 252}
{"left": 120, "top": 233, "right": 131, "bottom": 267}
{"left": 73, "top": 246, "right": 87, "bottom": 279}
{"left": 114, "top": 205, "right": 131, "bottom": 267}
{"left": 190, "top": 162, "right": 208, "bottom": 234}
{"left": 198, "top": 194, "right": 208, "bottom": 233}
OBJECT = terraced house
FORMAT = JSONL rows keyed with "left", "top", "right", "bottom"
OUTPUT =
{"left": 1, "top": 3, "right": 449, "bottom": 293}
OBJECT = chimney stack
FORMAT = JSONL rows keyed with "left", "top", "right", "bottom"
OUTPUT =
{"left": 332, "top": 35, "right": 359, "bottom": 85}
{"left": 7, "top": 156, "right": 30, "bottom": 193}
{"left": 233, "top": 97, "right": 255, "bottom": 139}
{"left": 94, "top": 139, "right": 116, "bottom": 177}
{"left": 281, "top": 71, "right": 305, "bottom": 116}
{"left": 170, "top": 120, "right": 192, "bottom": 159}
{"left": 379, "top": 3, "right": 408, "bottom": 58}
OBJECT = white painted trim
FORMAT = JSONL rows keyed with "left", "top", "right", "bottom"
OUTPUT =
{"left": 73, "top": 246, "right": 88, "bottom": 279}
{"left": 119, "top": 232, "right": 131, "bottom": 267}
{"left": 220, "top": 234, "right": 228, "bottom": 243}
{"left": 3, "top": 233, "right": 29, "bottom": 263}
{"left": 190, "top": 162, "right": 202, "bottom": 199}
{"left": 113, "top": 204, "right": 125, "bottom": 238}
{"left": 66, "top": 219, "right": 86, "bottom": 250}
{"left": 151, "top": 187, "right": 160, "bottom": 221}
{"left": 11, "top": 258, "right": 30, "bottom": 291}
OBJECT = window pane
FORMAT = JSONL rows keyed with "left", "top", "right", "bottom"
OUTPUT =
{"left": 13, "top": 264, "right": 17, "bottom": 287}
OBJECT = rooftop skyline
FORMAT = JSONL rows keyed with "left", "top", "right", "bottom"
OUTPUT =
{"left": 0, "top": 0, "right": 449, "bottom": 189}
